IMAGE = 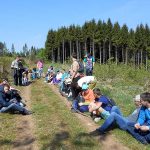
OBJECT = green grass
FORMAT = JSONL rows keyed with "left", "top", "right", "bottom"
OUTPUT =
{"left": 93, "top": 63, "right": 150, "bottom": 149}
{"left": 43, "top": 62, "right": 150, "bottom": 149}
{"left": 31, "top": 80, "right": 101, "bottom": 150}
{"left": 0, "top": 114, "right": 17, "bottom": 150}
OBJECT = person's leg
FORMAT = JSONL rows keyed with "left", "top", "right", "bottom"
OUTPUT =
{"left": 19, "top": 70, "right": 23, "bottom": 86}
{"left": 72, "top": 99, "right": 79, "bottom": 110}
{"left": 98, "top": 112, "right": 127, "bottom": 132}
{"left": 14, "top": 69, "right": 18, "bottom": 86}
{"left": 111, "top": 106, "right": 122, "bottom": 116}
{"left": 0, "top": 103, "right": 24, "bottom": 113}
{"left": 127, "top": 125, "right": 149, "bottom": 144}
{"left": 79, "top": 105, "right": 89, "bottom": 112}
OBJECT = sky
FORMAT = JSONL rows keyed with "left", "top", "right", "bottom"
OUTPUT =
{"left": 0, "top": 0, "right": 150, "bottom": 52}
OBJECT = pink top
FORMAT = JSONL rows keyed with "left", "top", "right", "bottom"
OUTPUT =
{"left": 37, "top": 61, "right": 43, "bottom": 69}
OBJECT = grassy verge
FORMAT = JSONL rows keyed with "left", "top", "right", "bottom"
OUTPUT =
{"left": 0, "top": 114, "right": 17, "bottom": 150}
{"left": 31, "top": 80, "right": 101, "bottom": 150}
{"left": 93, "top": 63, "right": 150, "bottom": 150}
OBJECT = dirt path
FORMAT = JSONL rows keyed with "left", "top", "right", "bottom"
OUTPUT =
{"left": 50, "top": 85, "right": 129, "bottom": 150}
{"left": 12, "top": 85, "right": 38, "bottom": 150}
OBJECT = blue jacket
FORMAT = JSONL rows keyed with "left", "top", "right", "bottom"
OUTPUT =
{"left": 0, "top": 85, "right": 7, "bottom": 108}
{"left": 137, "top": 106, "right": 150, "bottom": 129}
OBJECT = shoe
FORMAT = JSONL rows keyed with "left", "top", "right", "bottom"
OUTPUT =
{"left": 94, "top": 117, "right": 101, "bottom": 123}
{"left": 71, "top": 108, "right": 77, "bottom": 113}
{"left": 22, "top": 110, "right": 33, "bottom": 115}
{"left": 89, "top": 129, "right": 105, "bottom": 136}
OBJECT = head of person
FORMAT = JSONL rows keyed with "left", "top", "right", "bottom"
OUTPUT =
{"left": 71, "top": 53, "right": 77, "bottom": 60}
{"left": 140, "top": 92, "right": 150, "bottom": 107}
{"left": 16, "top": 56, "right": 20, "bottom": 61}
{"left": 93, "top": 88, "right": 102, "bottom": 98}
{"left": 133, "top": 94, "right": 141, "bottom": 107}
{"left": 82, "top": 83, "right": 89, "bottom": 93}
{"left": 2, "top": 78, "right": 9, "bottom": 85}
{"left": 87, "top": 53, "right": 91, "bottom": 58}
{"left": 3, "top": 84, "right": 10, "bottom": 93}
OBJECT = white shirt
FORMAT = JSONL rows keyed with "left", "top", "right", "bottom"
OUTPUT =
{"left": 77, "top": 76, "right": 95, "bottom": 87}
{"left": 56, "top": 72, "right": 62, "bottom": 80}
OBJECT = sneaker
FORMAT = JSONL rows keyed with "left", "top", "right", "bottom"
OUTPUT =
{"left": 71, "top": 108, "right": 77, "bottom": 113}
{"left": 89, "top": 129, "right": 105, "bottom": 136}
{"left": 22, "top": 110, "right": 33, "bottom": 115}
{"left": 94, "top": 117, "right": 101, "bottom": 123}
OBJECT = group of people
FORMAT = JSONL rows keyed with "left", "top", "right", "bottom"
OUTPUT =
{"left": 0, "top": 79, "right": 32, "bottom": 115}
{"left": 1, "top": 53, "right": 150, "bottom": 145}
{"left": 47, "top": 52, "right": 150, "bottom": 145}
{"left": 11, "top": 57, "right": 44, "bottom": 86}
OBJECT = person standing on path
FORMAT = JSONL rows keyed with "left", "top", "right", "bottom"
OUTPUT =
{"left": 11, "top": 56, "right": 20, "bottom": 86}
{"left": 83, "top": 53, "right": 95, "bottom": 76}
{"left": 37, "top": 60, "right": 43, "bottom": 78}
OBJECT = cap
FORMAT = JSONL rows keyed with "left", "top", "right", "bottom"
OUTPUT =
{"left": 82, "top": 83, "right": 89, "bottom": 90}
{"left": 133, "top": 95, "right": 140, "bottom": 101}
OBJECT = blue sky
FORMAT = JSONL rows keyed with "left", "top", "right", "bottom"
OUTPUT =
{"left": 0, "top": 0, "right": 150, "bottom": 52}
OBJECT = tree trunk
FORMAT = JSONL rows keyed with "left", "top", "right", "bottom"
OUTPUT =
{"left": 141, "top": 50, "right": 143, "bottom": 67}
{"left": 70, "top": 40, "right": 72, "bottom": 59}
{"left": 84, "top": 41, "right": 87, "bottom": 55}
{"left": 79, "top": 42, "right": 81, "bottom": 59}
{"left": 73, "top": 42, "right": 75, "bottom": 53}
{"left": 52, "top": 48, "right": 54, "bottom": 63}
{"left": 65, "top": 46, "right": 67, "bottom": 63}
{"left": 103, "top": 41, "right": 105, "bottom": 64}
{"left": 57, "top": 47, "right": 60, "bottom": 62}
{"left": 122, "top": 46, "right": 124, "bottom": 63}
{"left": 146, "top": 51, "right": 148, "bottom": 71}
{"left": 115, "top": 46, "right": 118, "bottom": 65}
{"left": 108, "top": 40, "right": 111, "bottom": 60}
{"left": 76, "top": 40, "right": 79, "bottom": 59}
{"left": 63, "top": 39, "right": 65, "bottom": 64}
{"left": 133, "top": 52, "right": 136, "bottom": 69}
{"left": 125, "top": 48, "right": 128, "bottom": 65}
{"left": 99, "top": 43, "right": 102, "bottom": 64}
{"left": 92, "top": 40, "right": 95, "bottom": 59}
{"left": 137, "top": 51, "right": 140, "bottom": 69}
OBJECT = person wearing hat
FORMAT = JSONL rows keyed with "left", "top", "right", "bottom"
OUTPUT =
{"left": 90, "top": 94, "right": 141, "bottom": 135}
{"left": 71, "top": 83, "right": 95, "bottom": 113}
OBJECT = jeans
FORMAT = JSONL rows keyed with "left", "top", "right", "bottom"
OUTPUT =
{"left": 0, "top": 102, "right": 25, "bottom": 113}
{"left": 127, "top": 123, "right": 150, "bottom": 144}
{"left": 38, "top": 68, "right": 43, "bottom": 78}
{"left": 86, "top": 68, "right": 93, "bottom": 76}
{"left": 72, "top": 99, "right": 89, "bottom": 112}
{"left": 99, "top": 112, "right": 128, "bottom": 132}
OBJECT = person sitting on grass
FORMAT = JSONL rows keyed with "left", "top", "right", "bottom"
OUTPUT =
{"left": 90, "top": 94, "right": 141, "bottom": 135}
{"left": 126, "top": 92, "right": 150, "bottom": 144}
{"left": 77, "top": 76, "right": 97, "bottom": 90}
{"left": 0, "top": 84, "right": 32, "bottom": 115}
{"left": 89, "top": 88, "right": 120, "bottom": 121}
{"left": 51, "top": 70, "right": 62, "bottom": 85}
{"left": 71, "top": 83, "right": 95, "bottom": 113}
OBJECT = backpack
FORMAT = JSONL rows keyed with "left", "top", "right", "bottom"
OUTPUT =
{"left": 107, "top": 97, "right": 116, "bottom": 107}
{"left": 77, "top": 61, "right": 84, "bottom": 73}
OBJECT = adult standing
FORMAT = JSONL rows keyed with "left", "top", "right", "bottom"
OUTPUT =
{"left": 11, "top": 56, "right": 19, "bottom": 86}
{"left": 70, "top": 53, "right": 81, "bottom": 99}
{"left": 11, "top": 56, "right": 24, "bottom": 86}
{"left": 83, "top": 53, "right": 95, "bottom": 76}
{"left": 37, "top": 60, "right": 43, "bottom": 78}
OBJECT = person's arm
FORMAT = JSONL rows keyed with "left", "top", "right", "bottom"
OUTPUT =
{"left": 71, "top": 62, "right": 78, "bottom": 80}
{"left": 11, "top": 61, "right": 15, "bottom": 69}
{"left": 140, "top": 125, "right": 150, "bottom": 132}
{"left": 88, "top": 101, "right": 102, "bottom": 112}
{"left": 92, "top": 57, "right": 95, "bottom": 67}
{"left": 135, "top": 107, "right": 146, "bottom": 129}
{"left": 83, "top": 58, "right": 86, "bottom": 67}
